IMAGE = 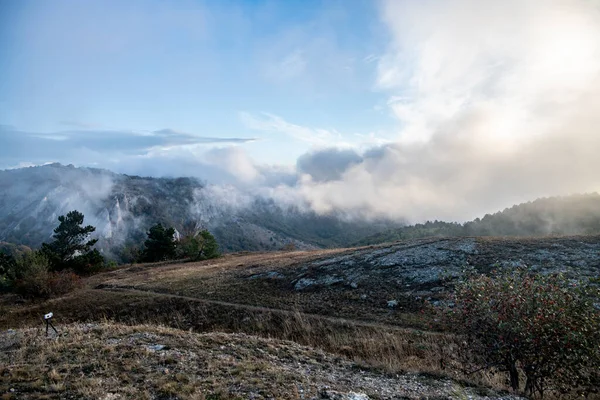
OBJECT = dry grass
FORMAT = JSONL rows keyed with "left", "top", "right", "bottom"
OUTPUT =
{"left": 83, "top": 248, "right": 434, "bottom": 329}
{"left": 1, "top": 287, "right": 515, "bottom": 397}
{"left": 1, "top": 322, "right": 315, "bottom": 399}
{"left": 2, "top": 244, "right": 597, "bottom": 399}
{"left": 0, "top": 322, "right": 515, "bottom": 400}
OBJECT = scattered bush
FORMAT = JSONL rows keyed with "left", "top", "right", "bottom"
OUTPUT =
{"left": 0, "top": 211, "right": 104, "bottom": 297}
{"left": 0, "top": 251, "right": 16, "bottom": 291}
{"left": 448, "top": 268, "right": 600, "bottom": 398}
{"left": 281, "top": 242, "right": 297, "bottom": 251}
{"left": 45, "top": 270, "right": 83, "bottom": 296}
{"left": 3, "top": 250, "right": 83, "bottom": 299}
{"left": 14, "top": 270, "right": 82, "bottom": 299}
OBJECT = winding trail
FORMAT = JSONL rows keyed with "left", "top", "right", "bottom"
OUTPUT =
{"left": 95, "top": 284, "right": 427, "bottom": 334}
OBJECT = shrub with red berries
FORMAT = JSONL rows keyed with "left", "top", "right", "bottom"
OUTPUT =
{"left": 449, "top": 267, "right": 599, "bottom": 398}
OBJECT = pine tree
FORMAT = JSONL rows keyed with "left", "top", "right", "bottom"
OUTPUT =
{"left": 41, "top": 210, "right": 104, "bottom": 272}
{"left": 141, "top": 223, "right": 177, "bottom": 262}
{"left": 179, "top": 230, "right": 220, "bottom": 260}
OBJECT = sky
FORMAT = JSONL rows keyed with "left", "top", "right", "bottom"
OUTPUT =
{"left": 2, "top": 0, "right": 600, "bottom": 222}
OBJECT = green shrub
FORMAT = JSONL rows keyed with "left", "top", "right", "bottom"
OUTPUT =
{"left": 178, "top": 230, "right": 220, "bottom": 261}
{"left": 0, "top": 251, "right": 16, "bottom": 291}
{"left": 118, "top": 244, "right": 142, "bottom": 264}
{"left": 448, "top": 268, "right": 600, "bottom": 398}
{"left": 11, "top": 251, "right": 50, "bottom": 298}
{"left": 9, "top": 252, "right": 82, "bottom": 299}
{"left": 10, "top": 251, "right": 49, "bottom": 281}
{"left": 70, "top": 248, "right": 105, "bottom": 274}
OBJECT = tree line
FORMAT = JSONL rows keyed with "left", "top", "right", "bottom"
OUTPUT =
{"left": 358, "top": 193, "right": 600, "bottom": 245}
{"left": 0, "top": 210, "right": 219, "bottom": 298}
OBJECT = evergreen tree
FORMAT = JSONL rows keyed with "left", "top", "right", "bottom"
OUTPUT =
{"left": 41, "top": 210, "right": 104, "bottom": 272}
{"left": 179, "top": 230, "right": 220, "bottom": 260}
{"left": 141, "top": 223, "right": 177, "bottom": 262}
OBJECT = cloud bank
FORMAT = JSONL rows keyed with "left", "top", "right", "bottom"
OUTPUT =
{"left": 0, "top": 125, "right": 258, "bottom": 181}
{"left": 285, "top": 0, "right": 600, "bottom": 222}
{"left": 3, "top": 0, "right": 600, "bottom": 224}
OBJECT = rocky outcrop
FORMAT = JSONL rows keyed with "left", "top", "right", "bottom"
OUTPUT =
{"left": 290, "top": 236, "right": 600, "bottom": 292}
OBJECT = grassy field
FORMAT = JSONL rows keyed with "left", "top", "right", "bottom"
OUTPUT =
{"left": 2, "top": 238, "right": 598, "bottom": 399}
{"left": 1, "top": 322, "right": 519, "bottom": 400}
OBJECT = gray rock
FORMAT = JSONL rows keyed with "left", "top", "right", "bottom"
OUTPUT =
{"left": 249, "top": 271, "right": 285, "bottom": 280}
{"left": 321, "top": 275, "right": 345, "bottom": 286}
{"left": 295, "top": 278, "right": 316, "bottom": 290}
{"left": 319, "top": 390, "right": 369, "bottom": 400}
{"left": 145, "top": 344, "right": 165, "bottom": 351}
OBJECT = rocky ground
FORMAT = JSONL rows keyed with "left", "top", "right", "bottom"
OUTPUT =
{"left": 287, "top": 236, "right": 600, "bottom": 291}
{"left": 29, "top": 235, "right": 592, "bottom": 330}
{"left": 0, "top": 323, "right": 522, "bottom": 400}
{"left": 107, "top": 235, "right": 597, "bottom": 327}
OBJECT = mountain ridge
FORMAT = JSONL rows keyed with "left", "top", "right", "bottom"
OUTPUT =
{"left": 0, "top": 164, "right": 400, "bottom": 260}
{"left": 2, "top": 163, "right": 600, "bottom": 261}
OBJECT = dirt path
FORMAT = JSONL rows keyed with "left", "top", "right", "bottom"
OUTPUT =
{"left": 95, "top": 285, "right": 425, "bottom": 334}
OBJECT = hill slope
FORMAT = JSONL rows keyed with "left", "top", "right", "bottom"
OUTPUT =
{"left": 2, "top": 236, "right": 597, "bottom": 399}
{"left": 84, "top": 235, "right": 600, "bottom": 328}
{"left": 357, "top": 194, "right": 600, "bottom": 245}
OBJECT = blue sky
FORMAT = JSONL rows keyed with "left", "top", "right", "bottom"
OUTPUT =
{"left": 1, "top": 0, "right": 395, "bottom": 166}
{"left": 2, "top": 0, "right": 600, "bottom": 222}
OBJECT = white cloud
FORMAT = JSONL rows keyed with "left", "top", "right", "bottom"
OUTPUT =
{"left": 377, "top": 0, "right": 600, "bottom": 144}
{"left": 0, "top": 125, "right": 260, "bottom": 185}
{"left": 6, "top": 0, "right": 600, "bottom": 224}
{"left": 205, "top": 147, "right": 262, "bottom": 183}
{"left": 240, "top": 112, "right": 347, "bottom": 148}
{"left": 265, "top": 49, "right": 308, "bottom": 82}
{"left": 282, "top": 0, "right": 600, "bottom": 222}
{"left": 240, "top": 112, "right": 394, "bottom": 153}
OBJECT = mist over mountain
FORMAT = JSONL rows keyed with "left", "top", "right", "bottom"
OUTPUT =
{"left": 0, "top": 163, "right": 401, "bottom": 260}
{"left": 3, "top": 0, "right": 600, "bottom": 226}
{"left": 358, "top": 193, "right": 600, "bottom": 246}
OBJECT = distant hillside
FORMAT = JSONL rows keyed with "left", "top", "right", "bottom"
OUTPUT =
{"left": 357, "top": 194, "right": 600, "bottom": 245}
{"left": 0, "top": 164, "right": 400, "bottom": 260}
